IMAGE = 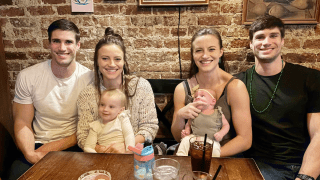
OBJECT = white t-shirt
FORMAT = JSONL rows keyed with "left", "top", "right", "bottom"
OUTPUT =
{"left": 14, "top": 60, "right": 93, "bottom": 143}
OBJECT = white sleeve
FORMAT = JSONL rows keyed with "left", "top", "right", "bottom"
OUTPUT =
{"left": 119, "top": 111, "right": 135, "bottom": 151}
{"left": 84, "top": 127, "right": 98, "bottom": 153}
{"left": 13, "top": 71, "right": 33, "bottom": 104}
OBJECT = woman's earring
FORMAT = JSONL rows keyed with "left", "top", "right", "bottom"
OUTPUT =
{"left": 219, "top": 58, "right": 221, "bottom": 63}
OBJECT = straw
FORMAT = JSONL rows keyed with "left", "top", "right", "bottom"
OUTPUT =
{"left": 202, "top": 134, "right": 207, "bottom": 172}
{"left": 212, "top": 165, "right": 222, "bottom": 180}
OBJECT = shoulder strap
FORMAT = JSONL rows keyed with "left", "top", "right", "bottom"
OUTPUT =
{"left": 183, "top": 80, "right": 192, "bottom": 96}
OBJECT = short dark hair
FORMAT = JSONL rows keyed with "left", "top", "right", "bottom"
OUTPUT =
{"left": 47, "top": 19, "right": 80, "bottom": 43}
{"left": 249, "top": 14, "right": 285, "bottom": 41}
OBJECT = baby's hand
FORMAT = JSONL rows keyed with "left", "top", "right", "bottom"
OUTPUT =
{"left": 214, "top": 132, "right": 223, "bottom": 142}
{"left": 181, "top": 129, "right": 190, "bottom": 139}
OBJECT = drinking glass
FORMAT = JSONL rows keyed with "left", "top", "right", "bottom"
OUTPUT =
{"left": 189, "top": 136, "right": 213, "bottom": 173}
{"left": 182, "top": 171, "right": 213, "bottom": 180}
{"left": 152, "top": 158, "right": 180, "bottom": 180}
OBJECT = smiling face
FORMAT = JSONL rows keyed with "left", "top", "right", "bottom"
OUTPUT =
{"left": 250, "top": 27, "right": 284, "bottom": 63}
{"left": 192, "top": 35, "right": 223, "bottom": 73}
{"left": 49, "top": 29, "right": 80, "bottom": 67}
{"left": 98, "top": 44, "right": 124, "bottom": 82}
{"left": 98, "top": 93, "right": 124, "bottom": 124}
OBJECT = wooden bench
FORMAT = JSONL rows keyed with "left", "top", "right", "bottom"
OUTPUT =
{"left": 147, "top": 79, "right": 184, "bottom": 147}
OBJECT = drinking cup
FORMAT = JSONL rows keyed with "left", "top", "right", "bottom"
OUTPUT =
{"left": 189, "top": 136, "right": 213, "bottom": 173}
{"left": 152, "top": 158, "right": 180, "bottom": 180}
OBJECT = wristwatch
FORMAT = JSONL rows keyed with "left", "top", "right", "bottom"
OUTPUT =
{"left": 297, "top": 174, "right": 315, "bottom": 180}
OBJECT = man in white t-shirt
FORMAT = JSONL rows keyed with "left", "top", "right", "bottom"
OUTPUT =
{"left": 8, "top": 19, "right": 93, "bottom": 179}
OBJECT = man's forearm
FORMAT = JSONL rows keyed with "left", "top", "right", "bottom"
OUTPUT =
{"left": 297, "top": 132, "right": 320, "bottom": 179}
{"left": 36, "top": 133, "right": 77, "bottom": 152}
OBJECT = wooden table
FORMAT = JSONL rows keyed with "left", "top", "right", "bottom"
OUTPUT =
{"left": 19, "top": 151, "right": 264, "bottom": 180}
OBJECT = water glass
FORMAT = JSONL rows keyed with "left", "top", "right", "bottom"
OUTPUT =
{"left": 152, "top": 158, "right": 180, "bottom": 180}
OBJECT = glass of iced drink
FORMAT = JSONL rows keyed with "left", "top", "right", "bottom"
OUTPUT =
{"left": 189, "top": 136, "right": 213, "bottom": 173}
{"left": 152, "top": 158, "right": 180, "bottom": 180}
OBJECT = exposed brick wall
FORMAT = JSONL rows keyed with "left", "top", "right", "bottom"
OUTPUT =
{"left": 1, "top": 0, "right": 320, "bottom": 138}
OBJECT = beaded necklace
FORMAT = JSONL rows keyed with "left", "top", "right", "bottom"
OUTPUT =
{"left": 249, "top": 60, "right": 283, "bottom": 113}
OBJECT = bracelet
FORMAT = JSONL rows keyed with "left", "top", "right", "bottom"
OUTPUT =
{"left": 297, "top": 174, "right": 315, "bottom": 180}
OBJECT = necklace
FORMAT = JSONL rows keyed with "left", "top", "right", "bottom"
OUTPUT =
{"left": 249, "top": 60, "right": 284, "bottom": 113}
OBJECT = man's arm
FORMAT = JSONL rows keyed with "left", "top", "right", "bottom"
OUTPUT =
{"left": 35, "top": 132, "right": 77, "bottom": 152}
{"left": 13, "top": 102, "right": 46, "bottom": 164}
{"left": 296, "top": 113, "right": 320, "bottom": 180}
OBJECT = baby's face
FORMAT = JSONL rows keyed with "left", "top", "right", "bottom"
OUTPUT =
{"left": 194, "top": 90, "right": 216, "bottom": 109}
{"left": 99, "top": 94, "right": 124, "bottom": 123}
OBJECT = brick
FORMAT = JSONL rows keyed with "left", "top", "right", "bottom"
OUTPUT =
{"left": 154, "top": 28, "right": 170, "bottom": 37}
{"left": 315, "top": 25, "right": 320, "bottom": 36}
{"left": 94, "top": 4, "right": 119, "bottom": 15}
{"left": 6, "top": 61, "right": 21, "bottom": 71}
{"left": 221, "top": 3, "right": 242, "bottom": 13}
{"left": 42, "top": 0, "right": 66, "bottom": 4}
{"left": 13, "top": 28, "right": 36, "bottom": 38}
{"left": 14, "top": 39, "right": 39, "bottom": 48}
{"left": 224, "top": 51, "right": 246, "bottom": 61}
{"left": 5, "top": 52, "right": 27, "bottom": 60}
{"left": 10, "top": 18, "right": 37, "bottom": 27}
{"left": 146, "top": 16, "right": 162, "bottom": 26}
{"left": 232, "top": 14, "right": 242, "bottom": 25}
{"left": 122, "top": 5, "right": 151, "bottom": 15}
{"left": 125, "top": 27, "right": 139, "bottom": 37}
{"left": 97, "top": 17, "right": 110, "bottom": 26}
{"left": 0, "top": 18, "right": 7, "bottom": 27}
{"left": 43, "top": 39, "right": 49, "bottom": 49}
{"left": 0, "top": 7, "right": 24, "bottom": 17}
{"left": 186, "top": 6, "right": 208, "bottom": 13}
{"left": 28, "top": 51, "right": 51, "bottom": 60}
{"left": 110, "top": 16, "right": 130, "bottom": 26}
{"left": 282, "top": 53, "right": 316, "bottom": 63}
{"left": 164, "top": 16, "right": 178, "bottom": 26}
{"left": 27, "top": 6, "right": 55, "bottom": 16}
{"left": 154, "top": 7, "right": 180, "bottom": 15}
{"left": 171, "top": 62, "right": 190, "bottom": 72}
{"left": 164, "top": 39, "right": 178, "bottom": 48}
{"left": 171, "top": 28, "right": 187, "bottom": 36}
{"left": 3, "top": 40, "right": 14, "bottom": 48}
{"left": 0, "top": 0, "right": 13, "bottom": 5}
{"left": 188, "top": 26, "right": 201, "bottom": 36}
{"left": 131, "top": 16, "right": 145, "bottom": 26}
{"left": 303, "top": 39, "right": 320, "bottom": 49}
{"left": 180, "top": 15, "right": 197, "bottom": 26}
{"left": 140, "top": 63, "right": 170, "bottom": 72}
{"left": 81, "top": 39, "right": 99, "bottom": 49}
{"left": 199, "top": 15, "right": 232, "bottom": 25}
{"left": 284, "top": 38, "right": 301, "bottom": 49}
{"left": 134, "top": 39, "right": 153, "bottom": 48}
{"left": 76, "top": 52, "right": 86, "bottom": 61}
{"left": 208, "top": 3, "right": 220, "bottom": 13}
{"left": 180, "top": 38, "right": 191, "bottom": 48}
{"left": 180, "top": 51, "right": 191, "bottom": 61}
{"left": 93, "top": 0, "right": 103, "bottom": 2}
{"left": 229, "top": 39, "right": 250, "bottom": 48}
{"left": 57, "top": 5, "right": 71, "bottom": 15}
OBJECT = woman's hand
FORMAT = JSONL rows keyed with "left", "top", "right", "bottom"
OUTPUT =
{"left": 177, "top": 101, "right": 207, "bottom": 120}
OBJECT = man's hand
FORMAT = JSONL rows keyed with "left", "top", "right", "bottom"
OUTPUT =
{"left": 25, "top": 151, "right": 48, "bottom": 164}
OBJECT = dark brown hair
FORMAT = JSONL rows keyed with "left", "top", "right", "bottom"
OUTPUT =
{"left": 48, "top": 19, "right": 80, "bottom": 43}
{"left": 249, "top": 14, "right": 285, "bottom": 41}
{"left": 93, "top": 27, "right": 130, "bottom": 99}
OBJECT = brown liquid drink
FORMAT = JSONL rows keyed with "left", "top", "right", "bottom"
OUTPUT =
{"left": 189, "top": 136, "right": 213, "bottom": 173}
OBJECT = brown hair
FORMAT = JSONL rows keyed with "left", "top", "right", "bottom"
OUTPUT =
{"left": 93, "top": 27, "right": 130, "bottom": 99}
